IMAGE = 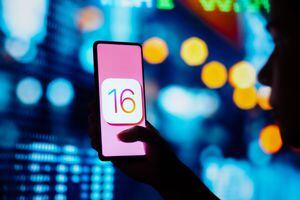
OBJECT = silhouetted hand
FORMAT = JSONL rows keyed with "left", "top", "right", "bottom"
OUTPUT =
{"left": 88, "top": 100, "right": 218, "bottom": 200}
{"left": 113, "top": 122, "right": 182, "bottom": 186}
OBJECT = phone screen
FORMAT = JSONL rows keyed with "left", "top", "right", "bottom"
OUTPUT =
{"left": 95, "top": 42, "right": 146, "bottom": 158}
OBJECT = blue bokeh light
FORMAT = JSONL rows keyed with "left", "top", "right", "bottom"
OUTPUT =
{"left": 46, "top": 78, "right": 74, "bottom": 107}
{"left": 158, "top": 85, "right": 220, "bottom": 119}
{"left": 4, "top": 38, "right": 37, "bottom": 63}
{"left": 0, "top": 121, "right": 19, "bottom": 148}
{"left": 243, "top": 12, "right": 274, "bottom": 70}
{"left": 202, "top": 159, "right": 254, "bottom": 200}
{"left": 0, "top": 74, "right": 12, "bottom": 111}
{"left": 79, "top": 38, "right": 94, "bottom": 74}
{"left": 56, "top": 164, "right": 68, "bottom": 173}
{"left": 55, "top": 184, "right": 67, "bottom": 193}
{"left": 248, "top": 140, "right": 272, "bottom": 166}
{"left": 16, "top": 77, "right": 43, "bottom": 105}
{"left": 56, "top": 174, "right": 68, "bottom": 183}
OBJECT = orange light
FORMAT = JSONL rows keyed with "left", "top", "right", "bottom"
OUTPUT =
{"left": 76, "top": 6, "right": 104, "bottom": 32}
{"left": 233, "top": 87, "right": 257, "bottom": 110}
{"left": 201, "top": 61, "right": 227, "bottom": 89}
{"left": 229, "top": 61, "right": 256, "bottom": 89}
{"left": 143, "top": 37, "right": 169, "bottom": 64}
{"left": 180, "top": 37, "right": 208, "bottom": 66}
{"left": 257, "top": 86, "right": 272, "bottom": 110}
{"left": 259, "top": 125, "right": 283, "bottom": 154}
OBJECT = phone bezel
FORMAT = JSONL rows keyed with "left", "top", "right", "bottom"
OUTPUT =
{"left": 93, "top": 41, "right": 147, "bottom": 161}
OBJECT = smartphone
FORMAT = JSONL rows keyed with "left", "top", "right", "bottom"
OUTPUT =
{"left": 93, "top": 41, "right": 147, "bottom": 160}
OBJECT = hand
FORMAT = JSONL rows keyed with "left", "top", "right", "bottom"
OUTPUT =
{"left": 88, "top": 99, "right": 180, "bottom": 186}
{"left": 113, "top": 122, "right": 181, "bottom": 186}
{"left": 88, "top": 100, "right": 218, "bottom": 200}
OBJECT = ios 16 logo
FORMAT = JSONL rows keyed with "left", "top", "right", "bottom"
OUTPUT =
{"left": 101, "top": 78, "right": 143, "bottom": 124}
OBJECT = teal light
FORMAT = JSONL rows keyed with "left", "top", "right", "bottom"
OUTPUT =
{"left": 157, "top": 0, "right": 174, "bottom": 10}
{"left": 46, "top": 78, "right": 74, "bottom": 107}
{"left": 16, "top": 77, "right": 43, "bottom": 105}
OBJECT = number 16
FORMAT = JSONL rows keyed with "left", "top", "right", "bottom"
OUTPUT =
{"left": 108, "top": 88, "right": 136, "bottom": 114}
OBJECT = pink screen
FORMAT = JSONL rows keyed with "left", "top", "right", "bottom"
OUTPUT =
{"left": 97, "top": 43, "right": 146, "bottom": 157}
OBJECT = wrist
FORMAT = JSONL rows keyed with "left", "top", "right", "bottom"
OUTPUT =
{"left": 152, "top": 159, "right": 190, "bottom": 195}
{"left": 152, "top": 159, "right": 218, "bottom": 200}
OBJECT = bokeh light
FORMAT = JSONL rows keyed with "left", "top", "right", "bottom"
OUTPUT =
{"left": 16, "top": 77, "right": 43, "bottom": 105}
{"left": 202, "top": 159, "right": 254, "bottom": 200}
{"left": 0, "top": 74, "right": 11, "bottom": 111}
{"left": 259, "top": 125, "right": 282, "bottom": 154}
{"left": 233, "top": 87, "right": 257, "bottom": 110}
{"left": 180, "top": 37, "right": 208, "bottom": 66}
{"left": 79, "top": 38, "right": 94, "bottom": 73}
{"left": 248, "top": 140, "right": 271, "bottom": 166}
{"left": 0, "top": 121, "right": 19, "bottom": 148}
{"left": 157, "top": 0, "right": 175, "bottom": 10}
{"left": 46, "top": 78, "right": 74, "bottom": 107}
{"left": 257, "top": 86, "right": 272, "bottom": 110}
{"left": 194, "top": 89, "right": 220, "bottom": 118}
{"left": 4, "top": 38, "right": 37, "bottom": 63}
{"left": 201, "top": 61, "right": 227, "bottom": 89}
{"left": 158, "top": 85, "right": 220, "bottom": 119}
{"left": 0, "top": 0, "right": 48, "bottom": 42}
{"left": 229, "top": 61, "right": 256, "bottom": 89}
{"left": 158, "top": 85, "right": 195, "bottom": 119}
{"left": 76, "top": 6, "right": 104, "bottom": 32}
{"left": 143, "top": 37, "right": 169, "bottom": 64}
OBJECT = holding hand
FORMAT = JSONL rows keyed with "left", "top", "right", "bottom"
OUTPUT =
{"left": 88, "top": 100, "right": 218, "bottom": 200}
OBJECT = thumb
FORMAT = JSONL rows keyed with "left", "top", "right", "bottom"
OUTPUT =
{"left": 118, "top": 126, "right": 155, "bottom": 143}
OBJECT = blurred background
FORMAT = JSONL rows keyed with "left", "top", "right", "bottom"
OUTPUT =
{"left": 1, "top": 0, "right": 300, "bottom": 199}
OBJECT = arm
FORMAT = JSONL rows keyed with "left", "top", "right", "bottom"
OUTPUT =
{"left": 88, "top": 101, "right": 218, "bottom": 200}
{"left": 116, "top": 124, "right": 218, "bottom": 200}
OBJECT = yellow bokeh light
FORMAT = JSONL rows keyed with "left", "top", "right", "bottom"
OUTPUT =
{"left": 229, "top": 61, "right": 256, "bottom": 89}
{"left": 143, "top": 37, "right": 169, "bottom": 64}
{"left": 180, "top": 37, "right": 209, "bottom": 66}
{"left": 233, "top": 87, "right": 257, "bottom": 110}
{"left": 259, "top": 125, "right": 283, "bottom": 154}
{"left": 257, "top": 86, "right": 272, "bottom": 110}
{"left": 201, "top": 61, "right": 227, "bottom": 89}
{"left": 76, "top": 6, "right": 104, "bottom": 32}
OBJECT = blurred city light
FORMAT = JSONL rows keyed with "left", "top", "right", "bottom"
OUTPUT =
{"left": 100, "top": 0, "right": 152, "bottom": 8}
{"left": 229, "top": 61, "right": 256, "bottom": 89}
{"left": 16, "top": 77, "right": 43, "bottom": 105}
{"left": 0, "top": 74, "right": 11, "bottom": 111}
{"left": 158, "top": 85, "right": 195, "bottom": 119}
{"left": 0, "top": 121, "right": 19, "bottom": 148}
{"left": 257, "top": 86, "right": 272, "bottom": 110}
{"left": 158, "top": 85, "right": 220, "bottom": 119}
{"left": 199, "top": 0, "right": 270, "bottom": 13}
{"left": 259, "top": 125, "right": 282, "bottom": 154}
{"left": 202, "top": 159, "right": 254, "bottom": 200}
{"left": 201, "top": 61, "right": 227, "bottom": 89}
{"left": 200, "top": 145, "right": 223, "bottom": 167}
{"left": 243, "top": 13, "right": 274, "bottom": 71}
{"left": 76, "top": 6, "right": 104, "bottom": 32}
{"left": 143, "top": 37, "right": 169, "bottom": 64}
{"left": 46, "top": 78, "right": 74, "bottom": 107}
{"left": 194, "top": 89, "right": 220, "bottom": 118}
{"left": 110, "top": 7, "right": 132, "bottom": 41}
{"left": 157, "top": 0, "right": 175, "bottom": 10}
{"left": 0, "top": 0, "right": 48, "bottom": 42}
{"left": 4, "top": 38, "right": 37, "bottom": 63}
{"left": 180, "top": 37, "right": 209, "bottom": 66}
{"left": 248, "top": 140, "right": 271, "bottom": 166}
{"left": 233, "top": 87, "right": 257, "bottom": 110}
{"left": 79, "top": 38, "right": 95, "bottom": 73}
